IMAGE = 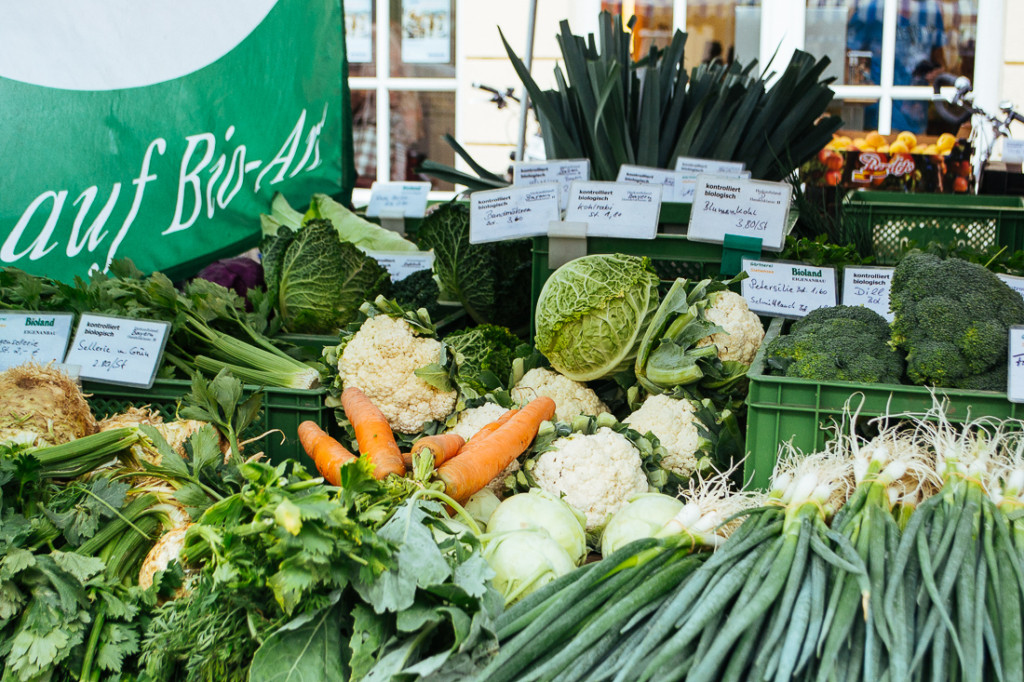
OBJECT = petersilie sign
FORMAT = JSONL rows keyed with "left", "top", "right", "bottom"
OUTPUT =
{"left": 0, "top": 0, "right": 354, "bottom": 281}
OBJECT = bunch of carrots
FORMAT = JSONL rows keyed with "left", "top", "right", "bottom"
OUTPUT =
{"left": 298, "top": 387, "right": 555, "bottom": 504}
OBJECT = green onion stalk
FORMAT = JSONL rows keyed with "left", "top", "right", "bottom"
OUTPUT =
{"left": 612, "top": 449, "right": 853, "bottom": 682}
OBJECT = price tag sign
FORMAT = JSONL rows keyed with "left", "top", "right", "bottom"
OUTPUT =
{"left": 366, "top": 181, "right": 431, "bottom": 218}
{"left": 366, "top": 250, "right": 435, "bottom": 282}
{"left": 842, "top": 266, "right": 895, "bottom": 322}
{"left": 674, "top": 171, "right": 752, "bottom": 203}
{"left": 617, "top": 164, "right": 696, "bottom": 204}
{"left": 0, "top": 312, "right": 74, "bottom": 371}
{"left": 741, "top": 259, "right": 838, "bottom": 318}
{"left": 513, "top": 159, "right": 589, "bottom": 210}
{"left": 998, "top": 273, "right": 1024, "bottom": 301}
{"left": 564, "top": 181, "right": 662, "bottom": 239}
{"left": 1009, "top": 326, "right": 1024, "bottom": 402}
{"left": 674, "top": 156, "right": 746, "bottom": 175}
{"left": 688, "top": 176, "right": 792, "bottom": 251}
{"left": 470, "top": 183, "right": 560, "bottom": 243}
{"left": 65, "top": 314, "right": 170, "bottom": 389}
{"left": 1003, "top": 139, "right": 1024, "bottom": 164}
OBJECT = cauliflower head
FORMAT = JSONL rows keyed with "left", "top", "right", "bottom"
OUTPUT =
{"left": 511, "top": 367, "right": 609, "bottom": 422}
{"left": 697, "top": 291, "right": 764, "bottom": 365}
{"left": 338, "top": 315, "right": 458, "bottom": 433}
{"left": 623, "top": 394, "right": 704, "bottom": 479}
{"left": 448, "top": 402, "right": 511, "bottom": 441}
{"left": 531, "top": 427, "right": 648, "bottom": 531}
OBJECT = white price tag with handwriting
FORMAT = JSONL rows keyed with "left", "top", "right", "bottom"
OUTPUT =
{"left": 1009, "top": 326, "right": 1024, "bottom": 402}
{"left": 675, "top": 171, "right": 752, "bottom": 203}
{"left": 470, "top": 183, "right": 560, "bottom": 243}
{"left": 617, "top": 164, "right": 697, "bottom": 204}
{"left": 674, "top": 156, "right": 746, "bottom": 175}
{"left": 1003, "top": 139, "right": 1024, "bottom": 164}
{"left": 842, "top": 267, "right": 895, "bottom": 322}
{"left": 366, "top": 251, "right": 435, "bottom": 282}
{"left": 0, "top": 312, "right": 74, "bottom": 371}
{"left": 514, "top": 159, "right": 589, "bottom": 210}
{"left": 65, "top": 315, "right": 170, "bottom": 389}
{"left": 565, "top": 181, "right": 662, "bottom": 239}
{"left": 998, "top": 273, "right": 1024, "bottom": 302}
{"left": 741, "top": 259, "right": 838, "bottom": 318}
{"left": 366, "top": 181, "right": 431, "bottom": 218}
{"left": 688, "top": 176, "right": 792, "bottom": 251}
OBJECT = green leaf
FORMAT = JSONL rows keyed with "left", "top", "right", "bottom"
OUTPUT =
{"left": 248, "top": 595, "right": 346, "bottom": 682}
{"left": 414, "top": 363, "right": 454, "bottom": 392}
{"left": 452, "top": 554, "right": 494, "bottom": 599}
{"left": 50, "top": 552, "right": 105, "bottom": 583}
{"left": 139, "top": 424, "right": 189, "bottom": 478}
{"left": 95, "top": 622, "right": 139, "bottom": 671}
{"left": 348, "top": 603, "right": 392, "bottom": 680}
{"left": 188, "top": 424, "right": 224, "bottom": 473}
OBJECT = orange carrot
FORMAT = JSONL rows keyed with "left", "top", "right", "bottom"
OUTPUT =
{"left": 466, "top": 408, "right": 519, "bottom": 444}
{"left": 436, "top": 397, "right": 555, "bottom": 503}
{"left": 340, "top": 387, "right": 405, "bottom": 480}
{"left": 408, "top": 433, "right": 465, "bottom": 468}
{"left": 298, "top": 420, "right": 357, "bottom": 486}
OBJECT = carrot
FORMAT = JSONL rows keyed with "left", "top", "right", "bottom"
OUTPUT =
{"left": 340, "top": 387, "right": 406, "bottom": 480}
{"left": 466, "top": 408, "right": 519, "bottom": 444}
{"left": 297, "top": 420, "right": 356, "bottom": 486}
{"left": 436, "top": 397, "right": 555, "bottom": 504}
{"left": 407, "top": 433, "right": 465, "bottom": 469}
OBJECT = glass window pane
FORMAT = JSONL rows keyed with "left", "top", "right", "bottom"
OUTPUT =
{"left": 391, "top": 0, "right": 455, "bottom": 78}
{"left": 600, "top": 1, "right": 675, "bottom": 59}
{"left": 892, "top": 97, "right": 962, "bottom": 136}
{"left": 685, "top": 1, "right": 762, "bottom": 69}
{"left": 824, "top": 97, "right": 879, "bottom": 132}
{"left": 352, "top": 90, "right": 377, "bottom": 188}
{"left": 390, "top": 91, "right": 455, "bottom": 190}
{"left": 345, "top": 0, "right": 375, "bottom": 77}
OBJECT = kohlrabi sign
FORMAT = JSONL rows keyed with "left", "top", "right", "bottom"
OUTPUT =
{"left": 0, "top": 0, "right": 353, "bottom": 281}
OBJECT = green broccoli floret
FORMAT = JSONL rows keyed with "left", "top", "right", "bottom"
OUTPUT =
{"left": 444, "top": 324, "right": 525, "bottom": 391}
{"left": 389, "top": 269, "right": 444, "bottom": 320}
{"left": 766, "top": 306, "right": 904, "bottom": 384}
{"left": 891, "top": 253, "right": 1024, "bottom": 390}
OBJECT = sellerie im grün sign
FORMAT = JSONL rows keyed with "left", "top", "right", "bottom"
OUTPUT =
{"left": 0, "top": 0, "right": 354, "bottom": 281}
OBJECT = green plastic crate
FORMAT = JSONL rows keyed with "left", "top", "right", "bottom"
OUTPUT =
{"left": 843, "top": 191, "right": 1024, "bottom": 264}
{"left": 743, "top": 318, "right": 1023, "bottom": 489}
{"left": 85, "top": 379, "right": 333, "bottom": 472}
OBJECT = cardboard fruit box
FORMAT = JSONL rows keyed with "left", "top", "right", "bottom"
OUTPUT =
{"left": 802, "top": 130, "right": 974, "bottom": 194}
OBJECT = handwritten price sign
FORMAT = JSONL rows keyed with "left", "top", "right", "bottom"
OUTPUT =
{"left": 564, "top": 181, "right": 661, "bottom": 239}
{"left": 65, "top": 314, "right": 170, "bottom": 389}
{"left": 687, "top": 176, "right": 792, "bottom": 250}
{"left": 741, "top": 259, "right": 838, "bottom": 318}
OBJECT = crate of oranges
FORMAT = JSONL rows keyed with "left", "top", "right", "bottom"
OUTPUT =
{"left": 802, "top": 130, "right": 973, "bottom": 194}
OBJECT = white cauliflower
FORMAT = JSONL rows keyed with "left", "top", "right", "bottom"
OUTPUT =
{"left": 697, "top": 291, "right": 764, "bottom": 365}
{"left": 623, "top": 394, "right": 705, "bottom": 479}
{"left": 449, "top": 402, "right": 510, "bottom": 441}
{"left": 530, "top": 427, "right": 649, "bottom": 531}
{"left": 511, "top": 367, "right": 609, "bottom": 422}
{"left": 338, "top": 315, "right": 458, "bottom": 433}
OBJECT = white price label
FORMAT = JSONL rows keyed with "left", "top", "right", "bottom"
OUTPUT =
{"left": 0, "top": 312, "right": 74, "bottom": 371}
{"left": 674, "top": 171, "right": 752, "bottom": 203}
{"left": 470, "top": 183, "right": 560, "bottom": 243}
{"left": 65, "top": 314, "right": 170, "bottom": 389}
{"left": 688, "top": 176, "right": 792, "bottom": 251}
{"left": 998, "top": 273, "right": 1024, "bottom": 301}
{"left": 366, "top": 250, "right": 435, "bottom": 282}
{"left": 514, "top": 159, "right": 589, "bottom": 210}
{"left": 741, "top": 259, "right": 838, "bottom": 318}
{"left": 1009, "top": 326, "right": 1024, "bottom": 402}
{"left": 617, "top": 164, "right": 697, "bottom": 204}
{"left": 842, "top": 267, "right": 895, "bottom": 322}
{"left": 674, "top": 156, "right": 747, "bottom": 175}
{"left": 564, "top": 181, "right": 662, "bottom": 239}
{"left": 366, "top": 181, "right": 431, "bottom": 218}
{"left": 1003, "top": 139, "right": 1024, "bottom": 164}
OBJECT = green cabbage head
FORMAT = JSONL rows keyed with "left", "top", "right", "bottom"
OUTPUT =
{"left": 534, "top": 254, "right": 661, "bottom": 382}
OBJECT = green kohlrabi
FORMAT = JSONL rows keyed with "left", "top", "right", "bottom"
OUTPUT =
{"left": 262, "top": 220, "right": 390, "bottom": 334}
{"left": 600, "top": 492, "right": 685, "bottom": 557}
{"left": 482, "top": 528, "right": 577, "bottom": 605}
{"left": 534, "top": 254, "right": 661, "bottom": 382}
{"left": 486, "top": 489, "right": 588, "bottom": 564}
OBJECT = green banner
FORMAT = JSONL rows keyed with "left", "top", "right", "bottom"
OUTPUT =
{"left": 0, "top": 0, "right": 353, "bottom": 281}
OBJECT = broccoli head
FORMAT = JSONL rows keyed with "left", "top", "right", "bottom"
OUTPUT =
{"left": 890, "top": 253, "right": 1024, "bottom": 390}
{"left": 445, "top": 324, "right": 525, "bottom": 391}
{"left": 766, "top": 306, "right": 904, "bottom": 384}
{"left": 389, "top": 269, "right": 445, "bottom": 321}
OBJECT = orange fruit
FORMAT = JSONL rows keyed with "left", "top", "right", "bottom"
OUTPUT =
{"left": 865, "top": 131, "right": 887, "bottom": 148}
{"left": 897, "top": 131, "right": 917, "bottom": 149}
{"left": 936, "top": 133, "right": 956, "bottom": 152}
{"left": 888, "top": 140, "right": 909, "bottom": 154}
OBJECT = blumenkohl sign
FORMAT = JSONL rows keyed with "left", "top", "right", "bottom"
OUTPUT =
{"left": 0, "top": 0, "right": 353, "bottom": 281}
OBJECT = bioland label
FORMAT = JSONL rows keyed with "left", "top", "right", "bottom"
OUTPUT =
{"left": 688, "top": 177, "right": 791, "bottom": 251}
{"left": 0, "top": 0, "right": 350, "bottom": 282}
{"left": 469, "top": 184, "right": 560, "bottom": 243}
{"left": 564, "top": 181, "right": 661, "bottom": 239}
{"left": 741, "top": 259, "right": 838, "bottom": 318}
{"left": 513, "top": 159, "right": 589, "bottom": 210}
{"left": 366, "top": 182, "right": 431, "bottom": 218}
{"left": 0, "top": 312, "right": 74, "bottom": 371}
{"left": 842, "top": 267, "right": 894, "bottom": 321}
{"left": 65, "top": 314, "right": 171, "bottom": 389}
